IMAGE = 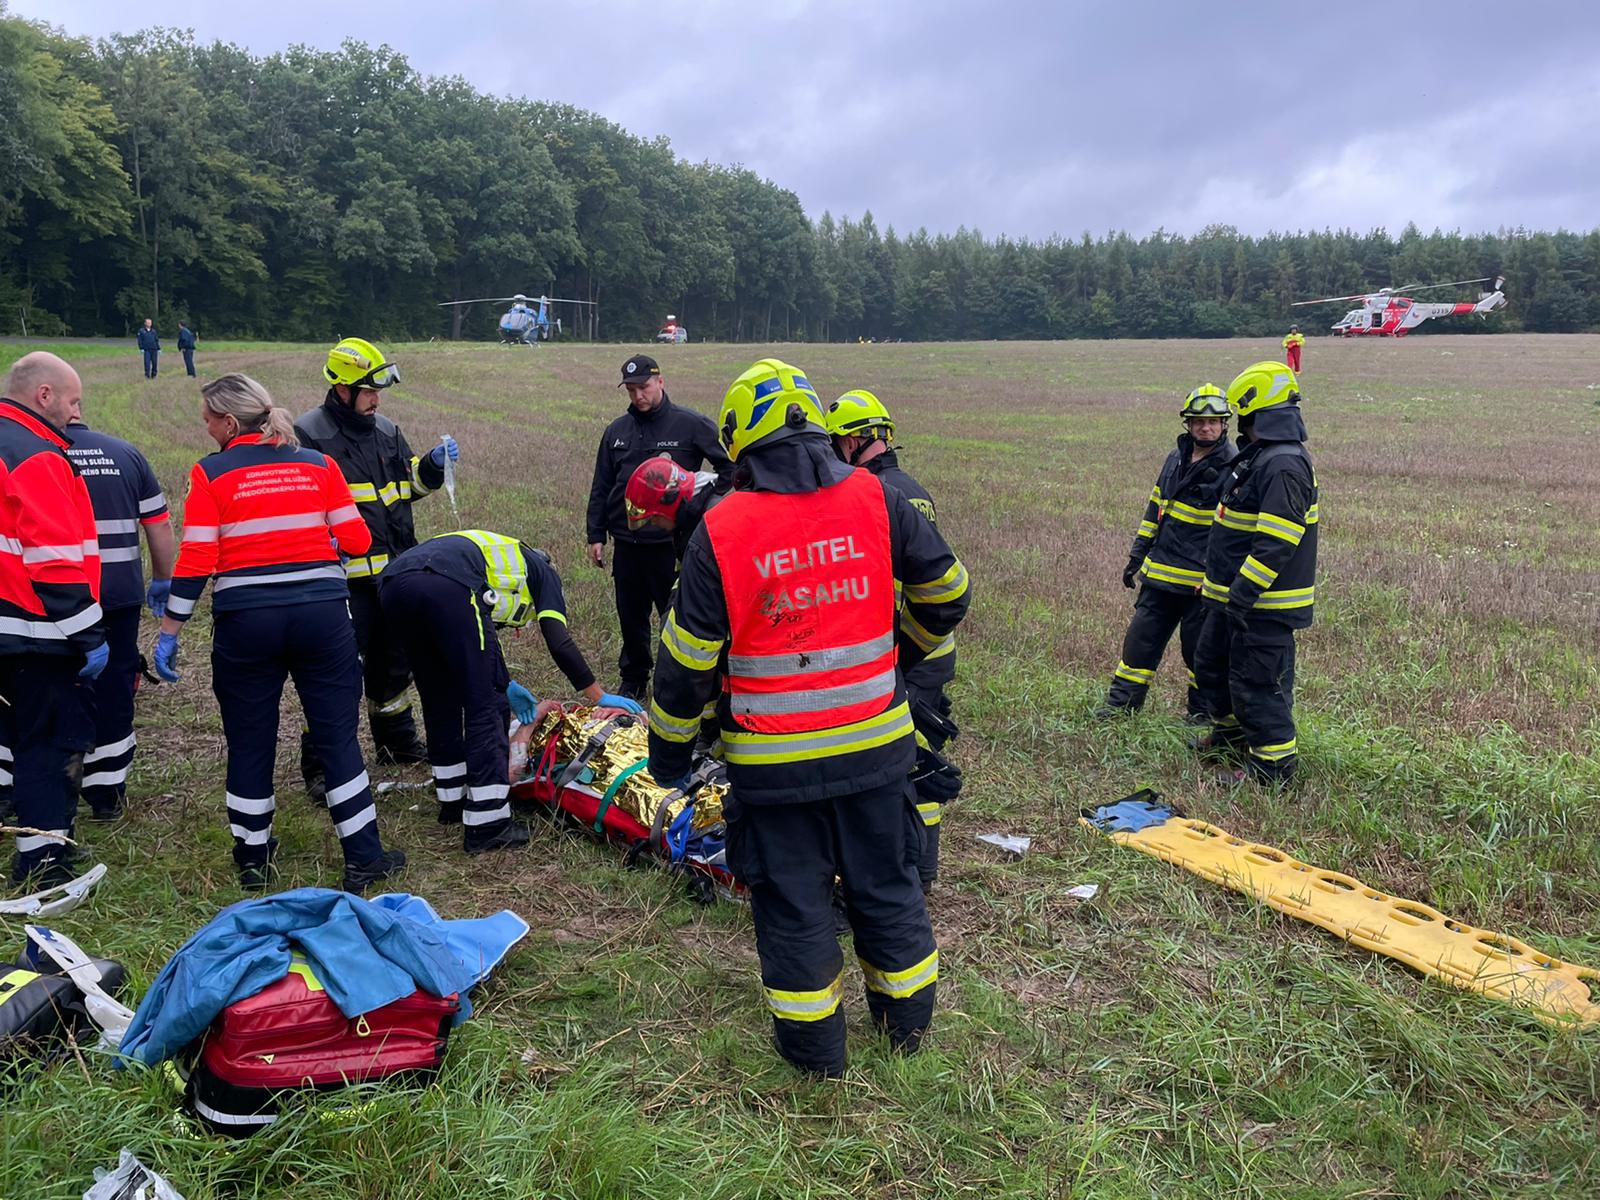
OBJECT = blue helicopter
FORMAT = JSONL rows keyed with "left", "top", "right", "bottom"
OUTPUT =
{"left": 437, "top": 292, "right": 597, "bottom": 344}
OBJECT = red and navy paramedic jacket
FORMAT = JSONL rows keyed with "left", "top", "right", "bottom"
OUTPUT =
{"left": 0, "top": 398, "right": 103, "bottom": 658}
{"left": 167, "top": 433, "right": 371, "bottom": 622}
{"left": 65, "top": 422, "right": 169, "bottom": 612}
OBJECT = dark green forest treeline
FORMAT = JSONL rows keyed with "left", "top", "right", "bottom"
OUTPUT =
{"left": 4, "top": 11, "right": 1598, "bottom": 343}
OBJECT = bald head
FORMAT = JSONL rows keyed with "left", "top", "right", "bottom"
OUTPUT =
{"left": 3, "top": 352, "right": 82, "bottom": 430}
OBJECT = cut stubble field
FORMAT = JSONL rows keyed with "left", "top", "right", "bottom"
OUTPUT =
{"left": 2, "top": 334, "right": 1598, "bottom": 1199}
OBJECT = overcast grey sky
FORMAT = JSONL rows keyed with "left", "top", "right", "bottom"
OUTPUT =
{"left": 17, "top": 0, "right": 1600, "bottom": 240}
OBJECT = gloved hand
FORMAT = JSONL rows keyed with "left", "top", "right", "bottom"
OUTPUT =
{"left": 80, "top": 642, "right": 109, "bottom": 680}
{"left": 598, "top": 691, "right": 644, "bottom": 715}
{"left": 506, "top": 681, "right": 538, "bottom": 724}
{"left": 429, "top": 436, "right": 459, "bottom": 467}
{"left": 153, "top": 631, "right": 181, "bottom": 682}
{"left": 1122, "top": 558, "right": 1142, "bottom": 590}
{"left": 146, "top": 578, "right": 172, "bottom": 619}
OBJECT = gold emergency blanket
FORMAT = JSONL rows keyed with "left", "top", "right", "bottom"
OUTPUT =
{"left": 532, "top": 708, "right": 726, "bottom": 832}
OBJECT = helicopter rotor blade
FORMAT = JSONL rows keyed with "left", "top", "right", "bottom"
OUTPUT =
{"left": 437, "top": 296, "right": 522, "bottom": 307}
{"left": 1397, "top": 277, "right": 1494, "bottom": 295}
{"left": 1291, "top": 293, "right": 1371, "bottom": 306}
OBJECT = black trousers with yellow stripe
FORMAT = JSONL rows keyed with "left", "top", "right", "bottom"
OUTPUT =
{"left": 1193, "top": 605, "right": 1299, "bottom": 782}
{"left": 1104, "top": 584, "right": 1206, "bottom": 716}
{"left": 725, "top": 777, "right": 938, "bottom": 1076}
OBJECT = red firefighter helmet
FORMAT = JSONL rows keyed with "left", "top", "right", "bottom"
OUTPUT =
{"left": 625, "top": 454, "right": 695, "bottom": 531}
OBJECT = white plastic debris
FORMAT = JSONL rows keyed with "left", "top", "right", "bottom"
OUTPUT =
{"left": 26, "top": 924, "right": 136, "bottom": 1049}
{"left": 0, "top": 862, "right": 106, "bottom": 918}
{"left": 1065, "top": 883, "right": 1100, "bottom": 901}
{"left": 976, "top": 833, "right": 1031, "bottom": 857}
{"left": 84, "top": 1149, "right": 185, "bottom": 1200}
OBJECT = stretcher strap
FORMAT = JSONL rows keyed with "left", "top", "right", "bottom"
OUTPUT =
{"left": 594, "top": 761, "right": 649, "bottom": 833}
{"left": 1082, "top": 793, "right": 1600, "bottom": 1028}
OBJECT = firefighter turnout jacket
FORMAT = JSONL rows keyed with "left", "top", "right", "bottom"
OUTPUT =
{"left": 382, "top": 531, "right": 595, "bottom": 691}
{"left": 1128, "top": 434, "right": 1239, "bottom": 594}
{"left": 587, "top": 394, "right": 732, "bottom": 547}
{"left": 1201, "top": 418, "right": 1318, "bottom": 627}
{"left": 647, "top": 439, "right": 970, "bottom": 803}
{"left": 0, "top": 399, "right": 102, "bottom": 657}
{"left": 865, "top": 449, "right": 955, "bottom": 690}
{"left": 64, "top": 422, "right": 169, "bottom": 611}
{"left": 167, "top": 434, "right": 370, "bottom": 621}
{"left": 295, "top": 395, "right": 445, "bottom": 582}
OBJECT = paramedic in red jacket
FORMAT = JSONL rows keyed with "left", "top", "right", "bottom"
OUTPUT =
{"left": 152, "top": 373, "right": 405, "bottom": 894}
{"left": 0, "top": 352, "right": 106, "bottom": 886}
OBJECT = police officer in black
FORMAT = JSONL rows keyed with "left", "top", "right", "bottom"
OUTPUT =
{"left": 586, "top": 355, "right": 730, "bottom": 702}
{"left": 1193, "top": 361, "right": 1319, "bottom": 785}
{"left": 1098, "top": 385, "right": 1238, "bottom": 720}
{"left": 295, "top": 338, "right": 452, "bottom": 792}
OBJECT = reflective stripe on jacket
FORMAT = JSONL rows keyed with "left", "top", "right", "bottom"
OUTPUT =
{"left": 65, "top": 422, "right": 169, "bottom": 610}
{"left": 867, "top": 451, "right": 955, "bottom": 689}
{"left": 1129, "top": 434, "right": 1238, "bottom": 595}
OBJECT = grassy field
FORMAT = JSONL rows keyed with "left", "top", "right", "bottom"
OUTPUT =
{"left": 2, "top": 334, "right": 1598, "bottom": 1199}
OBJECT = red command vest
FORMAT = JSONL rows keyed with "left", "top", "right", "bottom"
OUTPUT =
{"left": 703, "top": 469, "right": 897, "bottom": 735}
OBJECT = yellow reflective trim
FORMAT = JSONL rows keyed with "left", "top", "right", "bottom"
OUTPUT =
{"left": 396, "top": 481, "right": 413, "bottom": 500}
{"left": 723, "top": 702, "right": 913, "bottom": 765}
{"left": 923, "top": 634, "right": 956, "bottom": 661}
{"left": 347, "top": 482, "right": 378, "bottom": 503}
{"left": 409, "top": 456, "right": 434, "bottom": 496}
{"left": 344, "top": 553, "right": 391, "bottom": 579}
{"left": 375, "top": 482, "right": 402, "bottom": 506}
{"left": 1305, "top": 502, "right": 1319, "bottom": 524}
{"left": 649, "top": 698, "right": 700, "bottom": 743}
{"left": 899, "top": 609, "right": 942, "bottom": 652}
{"left": 1239, "top": 555, "right": 1278, "bottom": 588}
{"left": 1200, "top": 576, "right": 1230, "bottom": 603}
{"left": 0, "top": 967, "right": 41, "bottom": 1001}
{"left": 904, "top": 559, "right": 969, "bottom": 605}
{"left": 1114, "top": 660, "right": 1154, "bottom": 684}
{"left": 1141, "top": 560, "right": 1204, "bottom": 585}
{"left": 535, "top": 609, "right": 566, "bottom": 625}
{"left": 915, "top": 801, "right": 942, "bottom": 826}
{"left": 1251, "top": 739, "right": 1298, "bottom": 761}
{"left": 765, "top": 973, "right": 844, "bottom": 1021}
{"left": 1255, "top": 585, "right": 1315, "bottom": 610}
{"left": 1216, "top": 508, "right": 1258, "bottom": 531}
{"left": 860, "top": 949, "right": 938, "bottom": 999}
{"left": 1136, "top": 521, "right": 1159, "bottom": 539}
{"left": 661, "top": 612, "right": 723, "bottom": 671}
{"left": 1165, "top": 499, "right": 1214, "bottom": 526}
{"left": 287, "top": 954, "right": 326, "bottom": 992}
{"left": 1149, "top": 485, "right": 1163, "bottom": 503}
{"left": 1255, "top": 512, "right": 1305, "bottom": 545}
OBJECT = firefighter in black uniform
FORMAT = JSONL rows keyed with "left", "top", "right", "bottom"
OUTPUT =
{"left": 824, "top": 389, "right": 962, "bottom": 891}
{"left": 647, "top": 359, "right": 970, "bottom": 1077}
{"left": 380, "top": 531, "right": 642, "bottom": 853}
{"left": 1098, "top": 385, "right": 1239, "bottom": 720}
{"left": 295, "top": 338, "right": 452, "bottom": 795}
{"left": 1193, "top": 361, "right": 1319, "bottom": 785}
{"left": 586, "top": 355, "right": 731, "bottom": 702}
{"left": 64, "top": 401, "right": 177, "bottom": 820}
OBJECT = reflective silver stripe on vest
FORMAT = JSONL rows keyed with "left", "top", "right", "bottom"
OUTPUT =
{"left": 99, "top": 546, "right": 142, "bottom": 563}
{"left": 96, "top": 518, "right": 139, "bottom": 535}
{"left": 218, "top": 512, "right": 329, "bottom": 538}
{"left": 730, "top": 667, "right": 897, "bottom": 717}
{"left": 726, "top": 631, "right": 895, "bottom": 680}
{"left": 724, "top": 704, "right": 913, "bottom": 759}
{"left": 214, "top": 565, "right": 345, "bottom": 591}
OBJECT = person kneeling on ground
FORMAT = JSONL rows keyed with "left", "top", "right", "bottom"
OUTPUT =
{"left": 380, "top": 530, "right": 642, "bottom": 853}
{"left": 1098, "top": 384, "right": 1238, "bottom": 721}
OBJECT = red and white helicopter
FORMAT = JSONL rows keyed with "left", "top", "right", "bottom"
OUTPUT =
{"left": 1293, "top": 276, "right": 1507, "bottom": 337}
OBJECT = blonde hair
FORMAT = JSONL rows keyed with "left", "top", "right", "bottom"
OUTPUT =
{"left": 201, "top": 373, "right": 299, "bottom": 447}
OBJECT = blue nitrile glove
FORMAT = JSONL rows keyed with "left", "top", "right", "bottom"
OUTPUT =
{"left": 429, "top": 435, "right": 459, "bottom": 467}
{"left": 506, "top": 681, "right": 538, "bottom": 724}
{"left": 80, "top": 642, "right": 109, "bottom": 680}
{"left": 153, "top": 632, "right": 181, "bottom": 683}
{"left": 598, "top": 691, "right": 644, "bottom": 715}
{"left": 146, "top": 577, "right": 172, "bottom": 619}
